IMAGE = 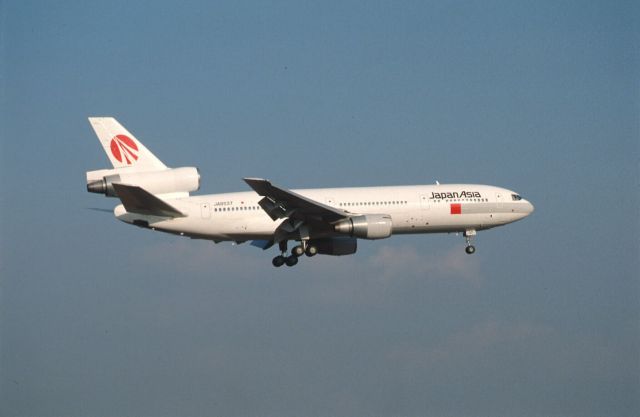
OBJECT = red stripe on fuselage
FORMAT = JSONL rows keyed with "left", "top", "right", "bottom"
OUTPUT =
{"left": 450, "top": 203, "right": 461, "bottom": 214}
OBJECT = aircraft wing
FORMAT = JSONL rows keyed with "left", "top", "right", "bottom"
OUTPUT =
{"left": 112, "top": 183, "right": 187, "bottom": 217}
{"left": 243, "top": 178, "right": 348, "bottom": 223}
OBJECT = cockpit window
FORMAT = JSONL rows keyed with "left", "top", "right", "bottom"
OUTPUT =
{"left": 511, "top": 194, "right": 522, "bottom": 201}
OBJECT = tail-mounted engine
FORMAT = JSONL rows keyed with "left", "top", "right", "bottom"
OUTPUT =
{"left": 333, "top": 214, "right": 393, "bottom": 239}
{"left": 86, "top": 167, "right": 200, "bottom": 197}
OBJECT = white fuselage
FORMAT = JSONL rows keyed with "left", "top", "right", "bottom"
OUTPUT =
{"left": 85, "top": 117, "right": 534, "bottom": 262}
{"left": 114, "top": 184, "right": 534, "bottom": 242}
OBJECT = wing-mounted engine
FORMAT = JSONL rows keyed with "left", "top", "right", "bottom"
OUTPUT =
{"left": 333, "top": 214, "right": 393, "bottom": 239}
{"left": 312, "top": 237, "right": 357, "bottom": 255}
{"left": 86, "top": 167, "right": 200, "bottom": 197}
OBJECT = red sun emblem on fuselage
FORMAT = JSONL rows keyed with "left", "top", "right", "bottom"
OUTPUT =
{"left": 110, "top": 135, "right": 139, "bottom": 164}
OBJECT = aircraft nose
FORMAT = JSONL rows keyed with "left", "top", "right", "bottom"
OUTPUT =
{"left": 524, "top": 200, "right": 535, "bottom": 215}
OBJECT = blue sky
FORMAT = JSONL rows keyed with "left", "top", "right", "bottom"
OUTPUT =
{"left": 1, "top": 1, "right": 638, "bottom": 416}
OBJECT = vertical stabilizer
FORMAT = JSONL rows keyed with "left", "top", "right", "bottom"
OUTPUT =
{"left": 88, "top": 117, "right": 167, "bottom": 170}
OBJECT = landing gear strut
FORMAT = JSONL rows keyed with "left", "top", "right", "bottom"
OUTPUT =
{"left": 464, "top": 230, "right": 476, "bottom": 255}
{"left": 272, "top": 241, "right": 292, "bottom": 267}
{"left": 297, "top": 241, "right": 318, "bottom": 257}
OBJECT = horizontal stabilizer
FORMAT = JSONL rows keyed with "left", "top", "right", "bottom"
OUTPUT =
{"left": 112, "top": 183, "right": 186, "bottom": 217}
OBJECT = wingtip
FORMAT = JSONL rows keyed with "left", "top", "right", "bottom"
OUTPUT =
{"left": 88, "top": 116, "right": 115, "bottom": 123}
{"left": 243, "top": 177, "right": 270, "bottom": 185}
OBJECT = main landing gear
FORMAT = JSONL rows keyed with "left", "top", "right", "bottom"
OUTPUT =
{"left": 464, "top": 230, "right": 476, "bottom": 255}
{"left": 272, "top": 241, "right": 318, "bottom": 267}
{"left": 271, "top": 255, "right": 293, "bottom": 267}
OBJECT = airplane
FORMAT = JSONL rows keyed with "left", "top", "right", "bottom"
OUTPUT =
{"left": 86, "top": 117, "right": 534, "bottom": 267}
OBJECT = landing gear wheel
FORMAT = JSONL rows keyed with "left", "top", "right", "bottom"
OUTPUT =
{"left": 463, "top": 230, "right": 477, "bottom": 255}
{"left": 305, "top": 245, "right": 318, "bottom": 257}
{"left": 285, "top": 256, "right": 299, "bottom": 267}
{"left": 272, "top": 255, "right": 286, "bottom": 267}
{"left": 292, "top": 245, "right": 305, "bottom": 257}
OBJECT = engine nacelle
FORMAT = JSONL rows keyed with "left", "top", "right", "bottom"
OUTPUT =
{"left": 333, "top": 214, "right": 393, "bottom": 239}
{"left": 311, "top": 237, "right": 357, "bottom": 256}
{"left": 86, "top": 167, "right": 200, "bottom": 197}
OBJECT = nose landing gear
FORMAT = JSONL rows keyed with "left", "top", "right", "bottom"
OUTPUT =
{"left": 464, "top": 229, "right": 476, "bottom": 255}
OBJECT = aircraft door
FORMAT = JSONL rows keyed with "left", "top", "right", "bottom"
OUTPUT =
{"left": 495, "top": 192, "right": 505, "bottom": 209}
{"left": 420, "top": 195, "right": 430, "bottom": 210}
{"left": 201, "top": 203, "right": 211, "bottom": 219}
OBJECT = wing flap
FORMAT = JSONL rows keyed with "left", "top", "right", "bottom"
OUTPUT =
{"left": 112, "top": 183, "right": 186, "bottom": 217}
{"left": 243, "top": 178, "right": 347, "bottom": 222}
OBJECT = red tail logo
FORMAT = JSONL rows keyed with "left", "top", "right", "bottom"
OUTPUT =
{"left": 110, "top": 135, "right": 139, "bottom": 164}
